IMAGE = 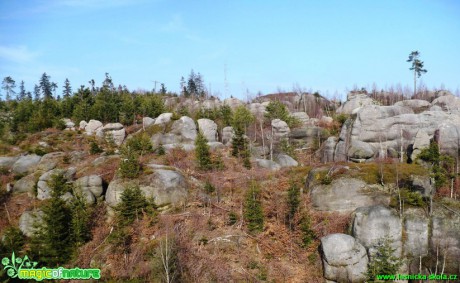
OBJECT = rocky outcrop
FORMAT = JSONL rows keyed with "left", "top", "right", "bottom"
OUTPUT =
{"left": 36, "top": 152, "right": 65, "bottom": 172}
{"left": 96, "top": 122, "right": 126, "bottom": 146}
{"left": 0, "top": 156, "right": 19, "bottom": 170}
{"left": 336, "top": 92, "right": 376, "bottom": 115}
{"left": 62, "top": 118, "right": 75, "bottom": 130}
{"left": 394, "top": 99, "right": 431, "bottom": 113}
{"left": 274, "top": 154, "right": 298, "bottom": 168}
{"left": 75, "top": 175, "right": 104, "bottom": 204}
{"left": 13, "top": 174, "right": 37, "bottom": 195}
{"left": 170, "top": 116, "right": 197, "bottom": 142}
{"left": 142, "top": 117, "right": 155, "bottom": 127}
{"left": 222, "top": 127, "right": 234, "bottom": 145}
{"left": 12, "top": 155, "right": 41, "bottom": 175}
{"left": 310, "top": 178, "right": 389, "bottom": 212}
{"left": 410, "top": 130, "right": 430, "bottom": 161}
{"left": 19, "top": 210, "right": 44, "bottom": 237}
{"left": 197, "top": 119, "right": 218, "bottom": 142}
{"left": 320, "top": 233, "right": 368, "bottom": 283}
{"left": 154, "top": 113, "right": 173, "bottom": 126}
{"left": 106, "top": 166, "right": 188, "bottom": 208}
{"left": 321, "top": 137, "right": 337, "bottom": 163}
{"left": 347, "top": 140, "right": 376, "bottom": 160}
{"left": 84, "top": 119, "right": 103, "bottom": 135}
{"left": 431, "top": 92, "right": 460, "bottom": 111}
{"left": 351, "top": 205, "right": 402, "bottom": 257}
{"left": 431, "top": 206, "right": 460, "bottom": 271}
{"left": 333, "top": 102, "right": 460, "bottom": 161}
{"left": 291, "top": 112, "right": 309, "bottom": 125}
{"left": 271, "top": 119, "right": 290, "bottom": 139}
{"left": 255, "top": 159, "right": 281, "bottom": 171}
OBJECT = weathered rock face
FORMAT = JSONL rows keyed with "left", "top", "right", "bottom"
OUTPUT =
{"left": 170, "top": 116, "right": 197, "bottom": 142}
{"left": 410, "top": 130, "right": 430, "bottom": 161}
{"left": 19, "top": 210, "right": 44, "bottom": 237}
{"left": 106, "top": 167, "right": 188, "bottom": 208}
{"left": 75, "top": 175, "right": 104, "bottom": 204}
{"left": 437, "top": 122, "right": 460, "bottom": 157}
{"left": 310, "top": 178, "right": 390, "bottom": 213}
{"left": 394, "top": 99, "right": 431, "bottom": 113}
{"left": 271, "top": 119, "right": 290, "bottom": 139}
{"left": 37, "top": 168, "right": 76, "bottom": 200}
{"left": 36, "top": 152, "right": 65, "bottom": 172}
{"left": 255, "top": 159, "right": 281, "bottom": 171}
{"left": 274, "top": 154, "right": 298, "bottom": 168}
{"left": 12, "top": 155, "right": 42, "bottom": 175}
{"left": 431, "top": 207, "right": 460, "bottom": 271}
{"left": 142, "top": 117, "right": 155, "bottom": 128}
{"left": 352, "top": 205, "right": 402, "bottom": 257}
{"left": 404, "top": 208, "right": 429, "bottom": 257}
{"left": 222, "top": 126, "right": 234, "bottom": 145}
{"left": 431, "top": 93, "right": 460, "bottom": 111}
{"left": 95, "top": 122, "right": 126, "bottom": 146}
{"left": 291, "top": 112, "right": 309, "bottom": 125}
{"left": 197, "top": 119, "right": 218, "bottom": 142}
{"left": 410, "top": 175, "right": 433, "bottom": 197}
{"left": 0, "top": 156, "right": 19, "bottom": 170}
{"left": 154, "top": 113, "right": 173, "bottom": 126}
{"left": 84, "top": 119, "right": 103, "bottom": 135}
{"left": 347, "top": 140, "right": 376, "bottom": 160}
{"left": 13, "top": 174, "right": 37, "bottom": 195}
{"left": 336, "top": 92, "right": 376, "bottom": 115}
{"left": 79, "top": 120, "right": 87, "bottom": 130}
{"left": 321, "top": 137, "right": 337, "bottom": 163}
{"left": 320, "top": 233, "right": 368, "bottom": 283}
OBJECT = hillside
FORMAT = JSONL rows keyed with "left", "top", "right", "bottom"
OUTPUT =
{"left": 1, "top": 87, "right": 460, "bottom": 283}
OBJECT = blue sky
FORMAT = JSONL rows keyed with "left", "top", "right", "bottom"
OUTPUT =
{"left": 1, "top": 0, "right": 459, "bottom": 100}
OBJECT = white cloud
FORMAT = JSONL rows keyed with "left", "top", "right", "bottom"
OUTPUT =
{"left": 0, "top": 45, "right": 39, "bottom": 63}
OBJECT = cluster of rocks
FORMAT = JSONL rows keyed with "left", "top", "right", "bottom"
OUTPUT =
{"left": 322, "top": 91, "right": 460, "bottom": 163}
{"left": 79, "top": 120, "right": 126, "bottom": 146}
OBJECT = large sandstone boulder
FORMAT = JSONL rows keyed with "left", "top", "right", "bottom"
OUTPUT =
{"left": 271, "top": 119, "right": 290, "bottom": 139}
{"left": 0, "top": 156, "right": 19, "bottom": 170}
{"left": 84, "top": 119, "right": 103, "bottom": 135}
{"left": 75, "top": 175, "right": 104, "bottom": 204}
{"left": 347, "top": 140, "right": 376, "bottom": 160}
{"left": 321, "top": 233, "right": 368, "bottom": 283}
{"left": 142, "top": 117, "right": 155, "bottom": 127}
{"left": 437, "top": 122, "right": 460, "bottom": 156}
{"left": 336, "top": 92, "right": 376, "bottom": 115}
{"left": 310, "top": 178, "right": 390, "bottom": 213}
{"left": 352, "top": 205, "right": 402, "bottom": 257}
{"left": 19, "top": 210, "right": 44, "bottom": 237}
{"left": 291, "top": 112, "right": 309, "bottom": 125}
{"left": 13, "top": 174, "right": 37, "bottom": 195}
{"left": 62, "top": 118, "right": 75, "bottom": 130}
{"left": 12, "top": 155, "right": 41, "bottom": 175}
{"left": 170, "top": 116, "right": 197, "bottom": 142}
{"left": 255, "top": 159, "right": 281, "bottom": 171}
{"left": 106, "top": 167, "right": 188, "bottom": 208}
{"left": 36, "top": 152, "right": 65, "bottom": 172}
{"left": 222, "top": 126, "right": 234, "bottom": 145}
{"left": 274, "top": 154, "right": 298, "bottom": 168}
{"left": 321, "top": 137, "right": 337, "bottom": 163}
{"left": 95, "top": 123, "right": 126, "bottom": 146}
{"left": 197, "top": 118, "right": 218, "bottom": 142}
{"left": 154, "top": 113, "right": 173, "bottom": 126}
{"left": 431, "top": 93, "right": 460, "bottom": 111}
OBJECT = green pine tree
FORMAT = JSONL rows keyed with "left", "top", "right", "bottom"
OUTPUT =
{"left": 286, "top": 182, "right": 300, "bottom": 229}
{"left": 367, "top": 236, "right": 403, "bottom": 282}
{"left": 119, "top": 146, "right": 141, "bottom": 178}
{"left": 115, "top": 185, "right": 154, "bottom": 226}
{"left": 70, "top": 192, "right": 92, "bottom": 247}
{"left": 244, "top": 181, "right": 264, "bottom": 234}
{"left": 195, "top": 131, "right": 212, "bottom": 170}
{"left": 30, "top": 174, "right": 73, "bottom": 266}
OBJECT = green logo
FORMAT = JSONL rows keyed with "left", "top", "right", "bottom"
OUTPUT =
{"left": 2, "top": 252, "right": 101, "bottom": 281}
